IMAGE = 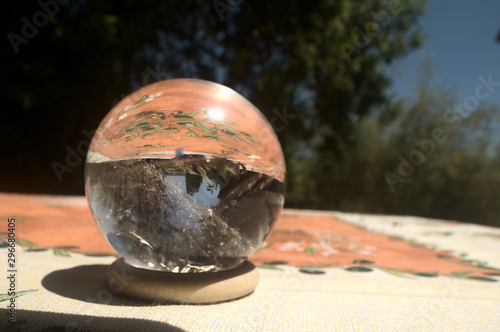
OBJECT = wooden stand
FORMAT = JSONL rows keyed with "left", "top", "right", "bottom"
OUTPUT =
{"left": 107, "top": 258, "right": 259, "bottom": 304}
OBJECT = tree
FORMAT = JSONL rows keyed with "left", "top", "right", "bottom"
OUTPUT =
{"left": 334, "top": 59, "right": 500, "bottom": 227}
{"left": 1, "top": 0, "right": 427, "bottom": 205}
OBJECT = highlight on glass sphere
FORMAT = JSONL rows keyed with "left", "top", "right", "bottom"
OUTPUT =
{"left": 85, "top": 78, "right": 286, "bottom": 273}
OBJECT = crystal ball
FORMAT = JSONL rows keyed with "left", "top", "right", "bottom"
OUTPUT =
{"left": 85, "top": 79, "right": 286, "bottom": 273}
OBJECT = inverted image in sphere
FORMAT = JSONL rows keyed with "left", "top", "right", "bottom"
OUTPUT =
{"left": 85, "top": 79, "right": 286, "bottom": 272}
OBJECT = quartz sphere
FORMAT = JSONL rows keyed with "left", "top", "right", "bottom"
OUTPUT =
{"left": 85, "top": 79, "right": 286, "bottom": 273}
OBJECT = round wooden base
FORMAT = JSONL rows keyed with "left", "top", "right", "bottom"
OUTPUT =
{"left": 107, "top": 258, "right": 259, "bottom": 304}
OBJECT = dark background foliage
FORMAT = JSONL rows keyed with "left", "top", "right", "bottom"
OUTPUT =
{"left": 2, "top": 0, "right": 500, "bottom": 227}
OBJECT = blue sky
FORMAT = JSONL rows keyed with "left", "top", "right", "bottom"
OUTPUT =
{"left": 388, "top": 0, "right": 500, "bottom": 106}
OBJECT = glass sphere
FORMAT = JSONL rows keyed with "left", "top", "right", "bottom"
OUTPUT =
{"left": 85, "top": 79, "right": 286, "bottom": 273}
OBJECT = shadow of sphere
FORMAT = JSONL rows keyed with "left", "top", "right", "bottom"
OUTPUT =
{"left": 42, "top": 264, "right": 148, "bottom": 306}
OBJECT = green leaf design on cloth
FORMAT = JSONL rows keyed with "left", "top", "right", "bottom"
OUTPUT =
{"left": 257, "top": 244, "right": 272, "bottom": 252}
{"left": 377, "top": 267, "right": 415, "bottom": 279}
{"left": 53, "top": 249, "right": 70, "bottom": 257}
{"left": 0, "top": 289, "right": 37, "bottom": 302}
{"left": 15, "top": 238, "right": 37, "bottom": 249}
{"left": 305, "top": 247, "right": 317, "bottom": 254}
{"left": 449, "top": 271, "right": 473, "bottom": 278}
{"left": 80, "top": 251, "right": 120, "bottom": 258}
{"left": 112, "top": 107, "right": 261, "bottom": 147}
{"left": 414, "top": 271, "right": 438, "bottom": 277}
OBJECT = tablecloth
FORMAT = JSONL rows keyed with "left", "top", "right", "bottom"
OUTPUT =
{"left": 0, "top": 193, "right": 499, "bottom": 331}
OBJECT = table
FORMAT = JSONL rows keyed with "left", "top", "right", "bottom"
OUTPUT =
{"left": 1, "top": 193, "right": 499, "bottom": 331}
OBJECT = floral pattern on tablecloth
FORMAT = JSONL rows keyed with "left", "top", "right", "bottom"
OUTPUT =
{"left": 250, "top": 212, "right": 500, "bottom": 281}
{"left": 1, "top": 193, "right": 499, "bottom": 282}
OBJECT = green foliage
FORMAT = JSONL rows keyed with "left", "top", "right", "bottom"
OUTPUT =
{"left": 312, "top": 60, "right": 500, "bottom": 228}
{"left": 1, "top": 0, "right": 426, "bottom": 196}
{"left": 12, "top": 1, "right": 500, "bottom": 229}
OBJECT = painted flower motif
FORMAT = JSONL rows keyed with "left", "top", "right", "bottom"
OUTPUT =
{"left": 277, "top": 242, "right": 305, "bottom": 252}
{"left": 316, "top": 243, "right": 339, "bottom": 256}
